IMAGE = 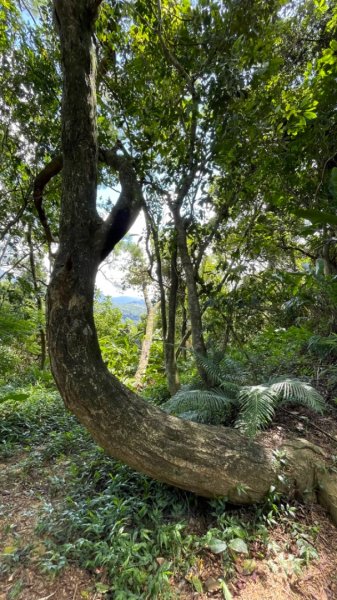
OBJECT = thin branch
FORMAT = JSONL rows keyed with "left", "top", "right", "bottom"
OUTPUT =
{"left": 156, "top": 0, "right": 193, "bottom": 93}
{"left": 0, "top": 196, "right": 29, "bottom": 242}
{"left": 280, "top": 242, "right": 317, "bottom": 261}
{"left": 314, "top": 149, "right": 337, "bottom": 202}
{"left": 33, "top": 155, "right": 63, "bottom": 249}
{"left": 0, "top": 253, "right": 30, "bottom": 281}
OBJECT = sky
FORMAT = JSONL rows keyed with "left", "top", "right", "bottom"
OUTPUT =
{"left": 96, "top": 186, "right": 146, "bottom": 298}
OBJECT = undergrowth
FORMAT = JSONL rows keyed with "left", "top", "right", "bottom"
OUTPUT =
{"left": 0, "top": 385, "right": 320, "bottom": 599}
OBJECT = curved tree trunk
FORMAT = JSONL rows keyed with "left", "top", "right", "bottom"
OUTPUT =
{"left": 48, "top": 0, "right": 337, "bottom": 526}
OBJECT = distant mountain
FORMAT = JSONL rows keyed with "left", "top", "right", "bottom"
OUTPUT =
{"left": 111, "top": 296, "right": 145, "bottom": 322}
{"left": 111, "top": 296, "right": 144, "bottom": 306}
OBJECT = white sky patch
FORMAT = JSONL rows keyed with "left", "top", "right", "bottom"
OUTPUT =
{"left": 96, "top": 186, "right": 147, "bottom": 297}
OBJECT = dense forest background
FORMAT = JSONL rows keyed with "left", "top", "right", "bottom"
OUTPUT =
{"left": 1, "top": 0, "right": 337, "bottom": 598}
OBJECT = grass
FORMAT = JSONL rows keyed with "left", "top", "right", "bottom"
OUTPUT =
{"left": 0, "top": 383, "right": 321, "bottom": 599}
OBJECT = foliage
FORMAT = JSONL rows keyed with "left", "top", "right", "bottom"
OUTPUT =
{"left": 1, "top": 0, "right": 337, "bottom": 399}
{"left": 0, "top": 383, "right": 82, "bottom": 457}
{"left": 94, "top": 295, "right": 141, "bottom": 383}
{"left": 164, "top": 356, "right": 325, "bottom": 436}
{"left": 0, "top": 280, "right": 47, "bottom": 382}
{"left": 0, "top": 3, "right": 336, "bottom": 595}
{"left": 1, "top": 387, "right": 320, "bottom": 597}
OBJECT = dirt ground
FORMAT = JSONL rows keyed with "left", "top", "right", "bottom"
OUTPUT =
{"left": 173, "top": 503, "right": 337, "bottom": 600}
{"left": 1, "top": 408, "right": 337, "bottom": 599}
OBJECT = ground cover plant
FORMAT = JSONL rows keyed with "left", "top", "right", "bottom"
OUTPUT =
{"left": 2, "top": 385, "right": 337, "bottom": 599}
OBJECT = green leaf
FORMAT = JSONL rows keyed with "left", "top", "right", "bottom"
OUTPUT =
{"left": 268, "top": 377, "right": 325, "bottom": 413}
{"left": 1, "top": 392, "right": 29, "bottom": 403}
{"left": 242, "top": 559, "right": 257, "bottom": 574}
{"left": 3, "top": 546, "right": 17, "bottom": 555}
{"left": 292, "top": 208, "right": 337, "bottom": 226}
{"left": 303, "top": 111, "right": 317, "bottom": 120}
{"left": 191, "top": 576, "right": 203, "bottom": 593}
{"left": 95, "top": 583, "right": 110, "bottom": 594}
{"left": 209, "top": 538, "right": 228, "bottom": 554}
{"left": 228, "top": 538, "right": 249, "bottom": 554}
{"left": 236, "top": 385, "right": 276, "bottom": 436}
{"left": 219, "top": 580, "right": 233, "bottom": 600}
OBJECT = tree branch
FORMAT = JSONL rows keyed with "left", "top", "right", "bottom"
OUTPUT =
{"left": 96, "top": 145, "right": 144, "bottom": 261}
{"left": 0, "top": 195, "right": 29, "bottom": 242}
{"left": 156, "top": 0, "right": 193, "bottom": 93}
{"left": 0, "top": 253, "right": 30, "bottom": 281}
{"left": 33, "top": 155, "right": 63, "bottom": 249}
{"left": 33, "top": 143, "right": 144, "bottom": 262}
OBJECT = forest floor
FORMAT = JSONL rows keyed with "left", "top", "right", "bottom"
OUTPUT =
{"left": 1, "top": 399, "right": 337, "bottom": 599}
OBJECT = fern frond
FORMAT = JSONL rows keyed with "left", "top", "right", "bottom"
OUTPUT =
{"left": 219, "top": 357, "right": 249, "bottom": 385}
{"left": 195, "top": 354, "right": 226, "bottom": 387}
{"left": 163, "top": 389, "right": 233, "bottom": 424}
{"left": 218, "top": 380, "right": 240, "bottom": 398}
{"left": 196, "top": 353, "right": 248, "bottom": 388}
{"left": 308, "top": 334, "right": 337, "bottom": 358}
{"left": 268, "top": 377, "right": 325, "bottom": 414}
{"left": 236, "top": 385, "right": 277, "bottom": 437}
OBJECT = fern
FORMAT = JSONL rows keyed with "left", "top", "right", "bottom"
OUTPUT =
{"left": 268, "top": 377, "right": 325, "bottom": 413}
{"left": 218, "top": 357, "right": 249, "bottom": 385}
{"left": 164, "top": 355, "right": 326, "bottom": 436}
{"left": 163, "top": 389, "right": 234, "bottom": 424}
{"left": 195, "top": 354, "right": 228, "bottom": 387}
{"left": 236, "top": 385, "right": 277, "bottom": 437}
{"left": 218, "top": 380, "right": 241, "bottom": 398}
{"left": 195, "top": 354, "right": 248, "bottom": 387}
{"left": 308, "top": 334, "right": 337, "bottom": 358}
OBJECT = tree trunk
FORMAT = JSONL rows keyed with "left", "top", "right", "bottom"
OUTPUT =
{"left": 171, "top": 205, "right": 208, "bottom": 382}
{"left": 48, "top": 0, "right": 337, "bottom": 527}
{"left": 165, "top": 237, "right": 180, "bottom": 395}
{"left": 134, "top": 285, "right": 158, "bottom": 388}
{"left": 27, "top": 224, "right": 46, "bottom": 370}
{"left": 145, "top": 209, "right": 180, "bottom": 395}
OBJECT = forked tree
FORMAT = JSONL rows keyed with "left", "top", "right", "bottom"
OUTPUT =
{"left": 46, "top": 0, "right": 337, "bottom": 523}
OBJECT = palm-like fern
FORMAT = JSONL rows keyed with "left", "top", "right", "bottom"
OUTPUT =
{"left": 236, "top": 385, "right": 277, "bottom": 437}
{"left": 163, "top": 358, "right": 325, "bottom": 436}
{"left": 195, "top": 353, "right": 248, "bottom": 388}
{"left": 164, "top": 389, "right": 234, "bottom": 424}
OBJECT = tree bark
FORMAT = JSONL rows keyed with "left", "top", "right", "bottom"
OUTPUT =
{"left": 134, "top": 285, "right": 158, "bottom": 388}
{"left": 47, "top": 0, "right": 337, "bottom": 527}
{"left": 165, "top": 236, "right": 180, "bottom": 395}
{"left": 171, "top": 204, "right": 208, "bottom": 382}
{"left": 145, "top": 209, "right": 180, "bottom": 394}
{"left": 27, "top": 224, "right": 46, "bottom": 370}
